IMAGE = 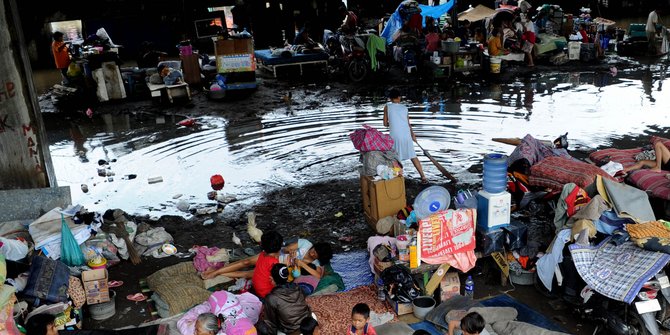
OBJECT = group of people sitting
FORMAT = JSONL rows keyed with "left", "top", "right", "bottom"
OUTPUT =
{"left": 194, "top": 231, "right": 342, "bottom": 335}
{"left": 487, "top": 17, "right": 537, "bottom": 67}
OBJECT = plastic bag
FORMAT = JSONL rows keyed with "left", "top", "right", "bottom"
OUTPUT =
{"left": 0, "top": 237, "right": 29, "bottom": 261}
{"left": 60, "top": 214, "right": 85, "bottom": 267}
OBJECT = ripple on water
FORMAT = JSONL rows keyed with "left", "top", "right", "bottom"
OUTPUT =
{"left": 49, "top": 69, "right": 670, "bottom": 216}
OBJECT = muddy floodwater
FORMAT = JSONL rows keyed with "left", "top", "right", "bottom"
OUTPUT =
{"left": 44, "top": 63, "right": 669, "bottom": 218}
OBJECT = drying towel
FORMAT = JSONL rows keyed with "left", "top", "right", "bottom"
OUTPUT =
{"left": 569, "top": 237, "right": 670, "bottom": 303}
{"left": 626, "top": 221, "right": 670, "bottom": 239}
{"left": 366, "top": 34, "right": 386, "bottom": 71}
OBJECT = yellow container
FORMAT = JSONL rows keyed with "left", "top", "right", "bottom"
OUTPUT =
{"left": 409, "top": 245, "right": 418, "bottom": 269}
{"left": 490, "top": 57, "right": 502, "bottom": 74}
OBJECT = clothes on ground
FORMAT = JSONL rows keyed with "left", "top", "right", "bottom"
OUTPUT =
{"left": 251, "top": 252, "right": 279, "bottom": 298}
{"left": 536, "top": 229, "right": 571, "bottom": 291}
{"left": 257, "top": 285, "right": 311, "bottom": 335}
{"left": 52, "top": 41, "right": 70, "bottom": 69}
{"left": 626, "top": 221, "right": 670, "bottom": 239}
{"left": 596, "top": 176, "right": 656, "bottom": 223}
{"left": 314, "top": 264, "right": 345, "bottom": 293}
{"left": 570, "top": 237, "right": 670, "bottom": 303}
{"left": 192, "top": 246, "right": 227, "bottom": 273}
{"left": 595, "top": 209, "right": 633, "bottom": 235}
{"left": 635, "top": 149, "right": 656, "bottom": 162}
{"left": 508, "top": 134, "right": 572, "bottom": 167}
{"left": 387, "top": 103, "right": 416, "bottom": 161}
{"left": 294, "top": 274, "right": 319, "bottom": 295}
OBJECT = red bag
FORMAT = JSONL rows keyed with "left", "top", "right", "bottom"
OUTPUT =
{"left": 349, "top": 124, "right": 394, "bottom": 152}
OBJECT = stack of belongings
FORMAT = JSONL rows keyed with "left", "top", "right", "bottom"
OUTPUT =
{"left": 537, "top": 174, "right": 670, "bottom": 309}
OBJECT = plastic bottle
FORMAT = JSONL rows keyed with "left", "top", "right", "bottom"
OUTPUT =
{"left": 465, "top": 275, "right": 474, "bottom": 297}
{"left": 377, "top": 277, "right": 386, "bottom": 301}
{"left": 409, "top": 241, "right": 419, "bottom": 269}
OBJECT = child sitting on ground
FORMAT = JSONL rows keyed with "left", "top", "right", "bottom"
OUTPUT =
{"left": 250, "top": 230, "right": 283, "bottom": 298}
{"left": 348, "top": 303, "right": 377, "bottom": 335}
{"left": 448, "top": 311, "right": 488, "bottom": 335}
{"left": 301, "top": 316, "right": 320, "bottom": 335}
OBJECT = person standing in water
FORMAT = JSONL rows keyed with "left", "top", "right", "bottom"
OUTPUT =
{"left": 383, "top": 88, "right": 428, "bottom": 184}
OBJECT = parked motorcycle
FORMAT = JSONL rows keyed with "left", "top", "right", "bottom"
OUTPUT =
{"left": 323, "top": 29, "right": 387, "bottom": 82}
{"left": 534, "top": 242, "right": 670, "bottom": 335}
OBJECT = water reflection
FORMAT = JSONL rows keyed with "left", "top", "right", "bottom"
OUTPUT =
{"left": 47, "top": 66, "right": 670, "bottom": 216}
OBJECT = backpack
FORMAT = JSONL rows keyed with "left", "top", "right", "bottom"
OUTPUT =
{"left": 381, "top": 264, "right": 420, "bottom": 303}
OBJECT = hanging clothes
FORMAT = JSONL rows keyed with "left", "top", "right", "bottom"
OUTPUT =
{"left": 366, "top": 34, "right": 386, "bottom": 71}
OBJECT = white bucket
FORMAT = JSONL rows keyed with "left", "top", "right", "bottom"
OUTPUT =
{"left": 490, "top": 57, "right": 502, "bottom": 74}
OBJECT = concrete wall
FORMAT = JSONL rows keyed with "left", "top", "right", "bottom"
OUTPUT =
{"left": 0, "top": 187, "right": 71, "bottom": 221}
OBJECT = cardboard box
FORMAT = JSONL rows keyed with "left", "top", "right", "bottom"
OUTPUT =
{"left": 360, "top": 175, "right": 406, "bottom": 233}
{"left": 386, "top": 293, "right": 414, "bottom": 315}
{"left": 82, "top": 269, "right": 109, "bottom": 305}
{"left": 440, "top": 272, "right": 461, "bottom": 302}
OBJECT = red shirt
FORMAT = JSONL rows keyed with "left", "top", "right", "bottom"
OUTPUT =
{"left": 252, "top": 252, "right": 278, "bottom": 298}
{"left": 425, "top": 33, "right": 441, "bottom": 52}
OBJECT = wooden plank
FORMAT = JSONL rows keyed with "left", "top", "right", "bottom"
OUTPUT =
{"left": 424, "top": 263, "right": 450, "bottom": 296}
{"left": 492, "top": 137, "right": 553, "bottom": 147}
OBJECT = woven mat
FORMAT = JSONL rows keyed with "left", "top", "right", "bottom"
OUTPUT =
{"left": 306, "top": 285, "right": 397, "bottom": 334}
{"left": 146, "top": 262, "right": 211, "bottom": 316}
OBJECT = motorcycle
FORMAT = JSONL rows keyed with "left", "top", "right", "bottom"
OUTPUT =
{"left": 535, "top": 242, "right": 670, "bottom": 335}
{"left": 323, "top": 29, "right": 387, "bottom": 82}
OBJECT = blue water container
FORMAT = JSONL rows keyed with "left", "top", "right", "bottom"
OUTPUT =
{"left": 482, "top": 153, "right": 508, "bottom": 194}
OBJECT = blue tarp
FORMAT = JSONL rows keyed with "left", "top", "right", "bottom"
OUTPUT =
{"left": 381, "top": 0, "right": 456, "bottom": 44}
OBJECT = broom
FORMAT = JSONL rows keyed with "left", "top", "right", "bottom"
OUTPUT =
{"left": 103, "top": 209, "right": 141, "bottom": 265}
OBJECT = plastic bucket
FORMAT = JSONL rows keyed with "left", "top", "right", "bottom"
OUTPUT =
{"left": 412, "top": 296, "right": 436, "bottom": 319}
{"left": 89, "top": 290, "right": 116, "bottom": 320}
{"left": 489, "top": 57, "right": 502, "bottom": 74}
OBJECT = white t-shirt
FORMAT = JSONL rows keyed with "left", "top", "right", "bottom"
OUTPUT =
{"left": 647, "top": 10, "right": 658, "bottom": 33}
{"left": 279, "top": 239, "right": 320, "bottom": 266}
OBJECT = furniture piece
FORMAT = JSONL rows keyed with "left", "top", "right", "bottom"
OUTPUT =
{"left": 254, "top": 49, "right": 329, "bottom": 78}
{"left": 180, "top": 54, "right": 201, "bottom": 85}
{"left": 147, "top": 83, "right": 191, "bottom": 103}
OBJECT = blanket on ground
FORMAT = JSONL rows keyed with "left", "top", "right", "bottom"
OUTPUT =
{"left": 306, "top": 285, "right": 396, "bottom": 334}
{"left": 508, "top": 134, "right": 572, "bottom": 167}
{"left": 529, "top": 156, "right": 616, "bottom": 191}
{"left": 569, "top": 238, "right": 670, "bottom": 303}
{"left": 146, "top": 262, "right": 211, "bottom": 316}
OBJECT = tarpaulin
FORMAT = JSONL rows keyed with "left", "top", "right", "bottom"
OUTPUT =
{"left": 381, "top": 0, "right": 455, "bottom": 44}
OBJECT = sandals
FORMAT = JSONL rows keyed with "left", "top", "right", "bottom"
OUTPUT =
{"left": 108, "top": 280, "right": 124, "bottom": 288}
{"left": 126, "top": 293, "right": 147, "bottom": 302}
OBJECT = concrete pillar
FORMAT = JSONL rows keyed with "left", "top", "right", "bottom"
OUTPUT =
{"left": 0, "top": 0, "right": 57, "bottom": 190}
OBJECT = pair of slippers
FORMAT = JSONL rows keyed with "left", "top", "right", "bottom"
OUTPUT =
{"left": 108, "top": 280, "right": 147, "bottom": 302}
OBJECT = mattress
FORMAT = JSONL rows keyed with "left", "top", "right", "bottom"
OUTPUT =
{"left": 529, "top": 156, "right": 616, "bottom": 191}
{"left": 254, "top": 49, "right": 329, "bottom": 65}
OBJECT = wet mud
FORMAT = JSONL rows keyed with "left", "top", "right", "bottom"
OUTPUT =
{"left": 39, "top": 54, "right": 670, "bottom": 334}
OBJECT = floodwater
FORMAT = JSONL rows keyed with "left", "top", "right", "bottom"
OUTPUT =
{"left": 44, "top": 62, "right": 670, "bottom": 217}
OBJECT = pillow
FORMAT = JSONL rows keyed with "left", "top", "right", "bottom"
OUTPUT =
{"left": 23, "top": 256, "right": 69, "bottom": 303}
{"left": 374, "top": 322, "right": 415, "bottom": 335}
{"left": 588, "top": 148, "right": 641, "bottom": 168}
{"left": 529, "top": 156, "right": 616, "bottom": 190}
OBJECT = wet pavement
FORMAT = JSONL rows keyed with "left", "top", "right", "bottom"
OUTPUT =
{"left": 36, "top": 56, "right": 670, "bottom": 334}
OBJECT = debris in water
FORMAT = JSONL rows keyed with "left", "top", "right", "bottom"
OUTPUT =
{"left": 147, "top": 176, "right": 163, "bottom": 184}
{"left": 203, "top": 219, "right": 214, "bottom": 226}
{"left": 334, "top": 212, "right": 343, "bottom": 218}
